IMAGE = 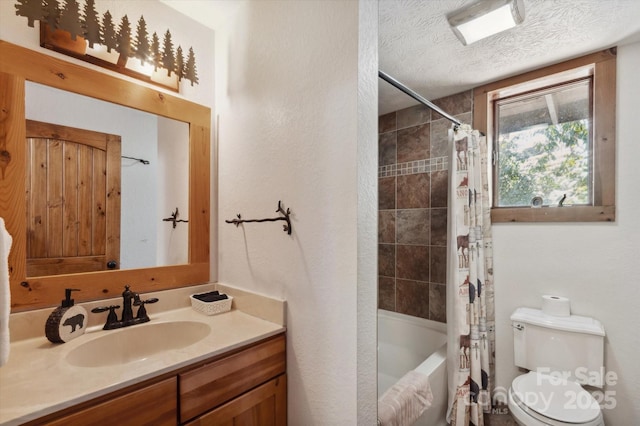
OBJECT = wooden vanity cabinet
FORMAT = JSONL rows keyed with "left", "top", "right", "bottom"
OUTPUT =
{"left": 25, "top": 334, "right": 286, "bottom": 426}
{"left": 185, "top": 375, "right": 286, "bottom": 426}
{"left": 179, "top": 334, "right": 286, "bottom": 423}
{"left": 44, "top": 377, "right": 178, "bottom": 426}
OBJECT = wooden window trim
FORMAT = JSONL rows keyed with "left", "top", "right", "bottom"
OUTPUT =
{"left": 473, "top": 49, "right": 616, "bottom": 223}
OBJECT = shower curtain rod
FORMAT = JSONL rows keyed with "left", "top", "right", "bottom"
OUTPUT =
{"left": 378, "top": 70, "right": 462, "bottom": 127}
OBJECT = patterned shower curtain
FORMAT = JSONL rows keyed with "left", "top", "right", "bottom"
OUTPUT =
{"left": 446, "top": 124, "right": 495, "bottom": 426}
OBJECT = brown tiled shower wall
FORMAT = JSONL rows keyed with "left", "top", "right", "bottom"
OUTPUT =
{"left": 378, "top": 90, "right": 473, "bottom": 323}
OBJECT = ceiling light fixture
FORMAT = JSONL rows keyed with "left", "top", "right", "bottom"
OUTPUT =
{"left": 447, "top": 0, "right": 525, "bottom": 46}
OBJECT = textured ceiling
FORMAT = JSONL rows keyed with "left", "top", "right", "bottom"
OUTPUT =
{"left": 379, "top": 0, "right": 640, "bottom": 114}
{"left": 162, "top": 0, "right": 640, "bottom": 115}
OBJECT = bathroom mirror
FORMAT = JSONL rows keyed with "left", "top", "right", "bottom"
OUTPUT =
{"left": 0, "top": 41, "right": 211, "bottom": 311}
{"left": 25, "top": 82, "right": 190, "bottom": 275}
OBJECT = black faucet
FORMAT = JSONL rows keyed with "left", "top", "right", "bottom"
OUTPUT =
{"left": 120, "top": 285, "right": 136, "bottom": 323}
{"left": 92, "top": 285, "right": 159, "bottom": 330}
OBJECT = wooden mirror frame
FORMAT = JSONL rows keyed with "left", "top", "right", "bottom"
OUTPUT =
{"left": 0, "top": 41, "right": 210, "bottom": 311}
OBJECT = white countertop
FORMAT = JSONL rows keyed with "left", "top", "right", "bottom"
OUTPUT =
{"left": 0, "top": 305, "right": 285, "bottom": 425}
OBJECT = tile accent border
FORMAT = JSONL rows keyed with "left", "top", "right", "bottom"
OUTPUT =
{"left": 378, "top": 156, "right": 448, "bottom": 178}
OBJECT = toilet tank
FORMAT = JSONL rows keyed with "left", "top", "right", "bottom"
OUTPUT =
{"left": 511, "top": 307, "right": 605, "bottom": 387}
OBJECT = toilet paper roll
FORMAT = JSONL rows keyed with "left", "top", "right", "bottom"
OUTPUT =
{"left": 541, "top": 295, "right": 571, "bottom": 317}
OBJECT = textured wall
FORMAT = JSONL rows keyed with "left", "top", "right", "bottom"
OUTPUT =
{"left": 492, "top": 41, "right": 640, "bottom": 423}
{"left": 377, "top": 91, "right": 472, "bottom": 323}
{"left": 357, "top": 0, "right": 379, "bottom": 423}
{"left": 213, "top": 1, "right": 377, "bottom": 424}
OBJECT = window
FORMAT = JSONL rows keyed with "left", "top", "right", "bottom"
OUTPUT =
{"left": 495, "top": 79, "right": 592, "bottom": 207}
{"left": 473, "top": 49, "right": 616, "bottom": 222}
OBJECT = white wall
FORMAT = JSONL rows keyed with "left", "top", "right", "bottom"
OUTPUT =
{"left": 157, "top": 118, "right": 189, "bottom": 266}
{"left": 357, "top": 1, "right": 379, "bottom": 423}
{"left": 493, "top": 41, "right": 640, "bottom": 423}
{"left": 213, "top": 1, "right": 377, "bottom": 424}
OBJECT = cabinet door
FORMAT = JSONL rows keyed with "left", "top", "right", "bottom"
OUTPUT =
{"left": 185, "top": 375, "right": 286, "bottom": 426}
{"left": 180, "top": 334, "right": 285, "bottom": 422}
{"left": 44, "top": 377, "right": 177, "bottom": 426}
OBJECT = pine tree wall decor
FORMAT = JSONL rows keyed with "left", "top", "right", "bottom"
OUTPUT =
{"left": 15, "top": 0, "right": 200, "bottom": 91}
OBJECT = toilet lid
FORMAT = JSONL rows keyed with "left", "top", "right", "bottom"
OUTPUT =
{"left": 512, "top": 372, "right": 601, "bottom": 423}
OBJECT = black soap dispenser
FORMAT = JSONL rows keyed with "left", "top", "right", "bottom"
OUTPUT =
{"left": 45, "top": 288, "right": 88, "bottom": 343}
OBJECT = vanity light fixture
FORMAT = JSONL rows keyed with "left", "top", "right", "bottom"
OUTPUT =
{"left": 447, "top": 0, "right": 525, "bottom": 46}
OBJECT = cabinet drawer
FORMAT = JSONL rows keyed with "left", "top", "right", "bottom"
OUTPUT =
{"left": 185, "top": 374, "right": 286, "bottom": 426}
{"left": 45, "top": 377, "right": 177, "bottom": 426}
{"left": 179, "top": 334, "right": 285, "bottom": 423}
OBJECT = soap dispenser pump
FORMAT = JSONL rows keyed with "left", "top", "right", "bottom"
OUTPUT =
{"left": 45, "top": 288, "right": 88, "bottom": 343}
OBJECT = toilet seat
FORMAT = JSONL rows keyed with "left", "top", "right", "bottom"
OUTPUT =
{"left": 508, "top": 372, "right": 603, "bottom": 426}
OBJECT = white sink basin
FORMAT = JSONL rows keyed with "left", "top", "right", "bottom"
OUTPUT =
{"left": 65, "top": 321, "right": 211, "bottom": 367}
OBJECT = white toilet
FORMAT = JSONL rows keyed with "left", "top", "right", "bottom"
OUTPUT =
{"left": 508, "top": 307, "right": 606, "bottom": 426}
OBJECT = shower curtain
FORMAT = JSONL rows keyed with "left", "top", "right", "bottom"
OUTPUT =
{"left": 446, "top": 125, "right": 495, "bottom": 426}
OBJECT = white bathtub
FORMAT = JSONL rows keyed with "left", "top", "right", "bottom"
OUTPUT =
{"left": 378, "top": 309, "right": 448, "bottom": 426}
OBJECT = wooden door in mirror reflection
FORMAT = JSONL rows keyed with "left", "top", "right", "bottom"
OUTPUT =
{"left": 25, "top": 120, "right": 121, "bottom": 276}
